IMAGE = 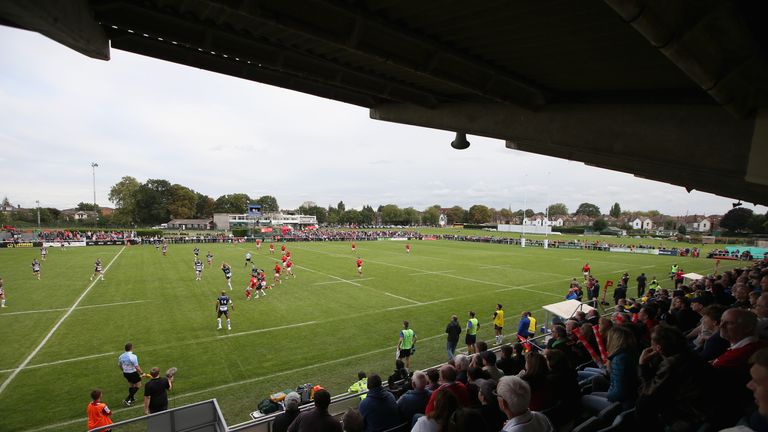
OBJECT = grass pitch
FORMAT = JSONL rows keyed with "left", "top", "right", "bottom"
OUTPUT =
{"left": 0, "top": 239, "right": 737, "bottom": 431}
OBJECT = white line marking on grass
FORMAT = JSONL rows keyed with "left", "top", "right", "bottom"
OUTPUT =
{"left": 217, "top": 321, "right": 318, "bottom": 338}
{"left": 408, "top": 270, "right": 455, "bottom": 276}
{"left": 382, "top": 292, "right": 421, "bottom": 304}
{"left": 0, "top": 246, "right": 126, "bottom": 396}
{"left": 0, "top": 300, "right": 148, "bottom": 317}
{"left": 0, "top": 351, "right": 119, "bottom": 374}
{"left": 295, "top": 264, "right": 362, "bottom": 287}
{"left": 313, "top": 278, "right": 375, "bottom": 285}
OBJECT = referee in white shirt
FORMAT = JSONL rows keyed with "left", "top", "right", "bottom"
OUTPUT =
{"left": 117, "top": 343, "right": 143, "bottom": 406}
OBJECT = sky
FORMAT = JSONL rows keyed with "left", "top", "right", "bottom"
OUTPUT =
{"left": 0, "top": 26, "right": 765, "bottom": 218}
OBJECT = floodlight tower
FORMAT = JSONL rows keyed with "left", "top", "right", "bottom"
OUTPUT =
{"left": 91, "top": 162, "right": 98, "bottom": 228}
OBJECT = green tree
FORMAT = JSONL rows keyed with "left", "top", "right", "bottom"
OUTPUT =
{"left": 422, "top": 205, "right": 441, "bottom": 226}
{"left": 575, "top": 203, "right": 601, "bottom": 218}
{"left": 337, "top": 201, "right": 345, "bottom": 213}
{"left": 445, "top": 206, "right": 465, "bottom": 225}
{"left": 360, "top": 205, "right": 376, "bottom": 225}
{"left": 749, "top": 213, "right": 768, "bottom": 234}
{"left": 298, "top": 205, "right": 328, "bottom": 224}
{"left": 214, "top": 193, "right": 251, "bottom": 214}
{"left": 195, "top": 193, "right": 215, "bottom": 218}
{"left": 167, "top": 184, "right": 197, "bottom": 219}
{"left": 77, "top": 202, "right": 97, "bottom": 211}
{"left": 547, "top": 203, "right": 569, "bottom": 217}
{"left": 326, "top": 206, "right": 340, "bottom": 225}
{"left": 135, "top": 179, "right": 172, "bottom": 225}
{"left": 592, "top": 218, "right": 608, "bottom": 231}
{"left": 678, "top": 225, "right": 687, "bottom": 235}
{"left": 663, "top": 218, "right": 676, "bottom": 230}
{"left": 403, "top": 207, "right": 421, "bottom": 225}
{"left": 609, "top": 202, "right": 621, "bottom": 218}
{"left": 108, "top": 176, "right": 141, "bottom": 221}
{"left": 380, "top": 204, "right": 404, "bottom": 225}
{"left": 255, "top": 195, "right": 279, "bottom": 213}
{"left": 468, "top": 205, "right": 492, "bottom": 224}
{"left": 340, "top": 209, "right": 361, "bottom": 225}
{"left": 498, "top": 208, "right": 514, "bottom": 223}
{"left": 720, "top": 208, "right": 754, "bottom": 232}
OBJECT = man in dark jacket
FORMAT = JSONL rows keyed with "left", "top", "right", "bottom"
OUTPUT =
{"left": 445, "top": 314, "right": 462, "bottom": 360}
{"left": 272, "top": 392, "right": 301, "bottom": 432}
{"left": 358, "top": 374, "right": 399, "bottom": 432}
{"left": 396, "top": 371, "right": 431, "bottom": 428}
{"left": 288, "top": 389, "right": 341, "bottom": 432}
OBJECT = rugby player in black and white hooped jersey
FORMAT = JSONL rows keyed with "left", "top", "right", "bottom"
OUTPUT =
{"left": 193, "top": 246, "right": 200, "bottom": 259}
{"left": 194, "top": 259, "right": 203, "bottom": 281}
{"left": 215, "top": 290, "right": 233, "bottom": 330}
{"left": 31, "top": 258, "right": 41, "bottom": 280}
{"left": 221, "top": 262, "right": 233, "bottom": 290}
{"left": 91, "top": 258, "right": 104, "bottom": 281}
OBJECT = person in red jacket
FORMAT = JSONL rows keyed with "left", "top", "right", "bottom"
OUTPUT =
{"left": 87, "top": 389, "right": 113, "bottom": 431}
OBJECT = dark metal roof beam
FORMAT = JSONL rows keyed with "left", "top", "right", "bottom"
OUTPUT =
{"left": 313, "top": 0, "right": 551, "bottom": 106}
{"left": 94, "top": 5, "right": 441, "bottom": 107}
{"left": 197, "top": 0, "right": 540, "bottom": 107}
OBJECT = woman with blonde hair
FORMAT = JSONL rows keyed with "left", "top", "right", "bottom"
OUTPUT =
{"left": 580, "top": 325, "right": 639, "bottom": 413}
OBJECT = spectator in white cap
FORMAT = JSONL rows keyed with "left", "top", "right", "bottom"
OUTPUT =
{"left": 272, "top": 391, "right": 301, "bottom": 432}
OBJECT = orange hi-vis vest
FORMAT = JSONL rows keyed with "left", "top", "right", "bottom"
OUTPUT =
{"left": 87, "top": 401, "right": 113, "bottom": 430}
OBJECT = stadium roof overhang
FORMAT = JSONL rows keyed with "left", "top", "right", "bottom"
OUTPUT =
{"left": 2, "top": 0, "right": 767, "bottom": 205}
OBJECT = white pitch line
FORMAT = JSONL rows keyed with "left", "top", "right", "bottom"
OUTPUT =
{"left": 217, "top": 321, "right": 317, "bottom": 338}
{"left": 0, "top": 351, "right": 119, "bottom": 374}
{"left": 313, "top": 277, "right": 375, "bottom": 285}
{"left": 382, "top": 291, "right": 421, "bottom": 304}
{"left": 0, "top": 300, "right": 149, "bottom": 317}
{"left": 0, "top": 246, "right": 126, "bottom": 396}
{"left": 408, "top": 270, "right": 455, "bottom": 276}
{"left": 295, "top": 264, "right": 362, "bottom": 287}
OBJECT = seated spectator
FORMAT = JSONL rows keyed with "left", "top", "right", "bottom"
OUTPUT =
{"left": 497, "top": 344, "right": 526, "bottom": 376}
{"left": 543, "top": 349, "right": 580, "bottom": 427}
{"left": 581, "top": 326, "right": 638, "bottom": 413}
{"left": 396, "top": 371, "right": 431, "bottom": 427}
{"left": 342, "top": 408, "right": 364, "bottom": 432}
{"left": 696, "top": 305, "right": 730, "bottom": 361}
{"left": 755, "top": 293, "right": 768, "bottom": 339}
{"left": 474, "top": 379, "right": 505, "bottom": 432}
{"left": 424, "top": 365, "right": 470, "bottom": 415}
{"left": 272, "top": 392, "right": 301, "bottom": 432}
{"left": 465, "top": 366, "right": 490, "bottom": 407}
{"left": 411, "top": 389, "right": 460, "bottom": 432}
{"left": 287, "top": 389, "right": 342, "bottom": 432}
{"left": 482, "top": 351, "right": 503, "bottom": 381}
{"left": 348, "top": 371, "right": 368, "bottom": 401}
{"left": 450, "top": 407, "right": 489, "bottom": 432}
{"left": 358, "top": 374, "right": 399, "bottom": 432}
{"left": 454, "top": 354, "right": 469, "bottom": 384}
{"left": 738, "top": 348, "right": 768, "bottom": 431}
{"left": 712, "top": 308, "right": 768, "bottom": 427}
{"left": 425, "top": 369, "right": 440, "bottom": 392}
{"left": 496, "top": 376, "right": 554, "bottom": 432}
{"left": 667, "top": 296, "right": 701, "bottom": 334}
{"left": 387, "top": 359, "right": 411, "bottom": 396}
{"left": 732, "top": 283, "right": 753, "bottom": 309}
{"left": 520, "top": 351, "right": 555, "bottom": 412}
{"left": 636, "top": 325, "right": 712, "bottom": 432}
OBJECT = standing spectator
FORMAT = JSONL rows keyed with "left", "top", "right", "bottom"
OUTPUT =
{"left": 517, "top": 312, "right": 531, "bottom": 340}
{"left": 397, "top": 320, "right": 416, "bottom": 369}
{"left": 288, "top": 389, "right": 342, "bottom": 432}
{"left": 587, "top": 278, "right": 600, "bottom": 308}
{"left": 445, "top": 315, "right": 462, "bottom": 360}
{"left": 358, "top": 374, "right": 399, "bottom": 432}
{"left": 496, "top": 376, "right": 554, "bottom": 432}
{"left": 117, "top": 343, "right": 143, "bottom": 406}
{"left": 143, "top": 367, "right": 173, "bottom": 415}
{"left": 637, "top": 272, "right": 647, "bottom": 298}
{"left": 273, "top": 392, "right": 301, "bottom": 432}
{"left": 397, "top": 371, "right": 431, "bottom": 428}
{"left": 466, "top": 311, "right": 479, "bottom": 354}
{"left": 87, "top": 389, "right": 113, "bottom": 431}
{"left": 613, "top": 283, "right": 627, "bottom": 306}
{"left": 526, "top": 312, "right": 538, "bottom": 337}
